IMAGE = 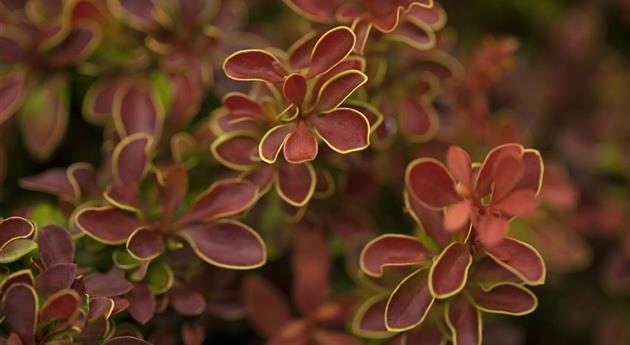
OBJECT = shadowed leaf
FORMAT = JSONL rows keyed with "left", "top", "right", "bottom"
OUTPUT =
{"left": 360, "top": 234, "right": 431, "bottom": 277}
{"left": 242, "top": 275, "right": 292, "bottom": 337}
{"left": 429, "top": 242, "right": 472, "bottom": 298}
{"left": 386, "top": 268, "right": 434, "bottom": 331}
{"left": 179, "top": 179, "right": 257, "bottom": 224}
{"left": 2, "top": 283, "right": 37, "bottom": 345}
{"left": 180, "top": 220, "right": 266, "bottom": 269}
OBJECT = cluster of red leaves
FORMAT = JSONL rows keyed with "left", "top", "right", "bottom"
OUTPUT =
{"left": 0, "top": 1, "right": 557, "bottom": 345}
{"left": 0, "top": 217, "right": 150, "bottom": 345}
{"left": 352, "top": 144, "right": 544, "bottom": 345}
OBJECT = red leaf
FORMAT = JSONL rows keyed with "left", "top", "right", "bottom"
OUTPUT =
{"left": 514, "top": 150, "right": 543, "bottom": 194}
{"left": 311, "top": 108, "right": 370, "bottom": 153}
{"left": 311, "top": 58, "right": 366, "bottom": 99}
{"left": 169, "top": 286, "right": 206, "bottom": 316}
{"left": 37, "top": 225, "right": 74, "bottom": 267}
{"left": 351, "top": 294, "right": 390, "bottom": 338}
{"left": 404, "top": 323, "right": 444, "bottom": 345}
{"left": 388, "top": 16, "right": 436, "bottom": 50}
{"left": 112, "top": 133, "right": 153, "bottom": 186}
{"left": 490, "top": 154, "right": 524, "bottom": 203}
{"left": 446, "top": 146, "right": 473, "bottom": 189}
{"left": 0, "top": 29, "right": 28, "bottom": 65}
{"left": 179, "top": 220, "right": 266, "bottom": 269}
{"left": 313, "top": 70, "right": 367, "bottom": 113}
{"left": 211, "top": 132, "right": 260, "bottom": 171}
{"left": 35, "top": 263, "right": 77, "bottom": 297}
{"left": 179, "top": 179, "right": 257, "bottom": 224}
{"left": 283, "top": 121, "right": 318, "bottom": 164}
{"left": 275, "top": 163, "right": 316, "bottom": 207}
{"left": 283, "top": 73, "right": 307, "bottom": 107}
{"left": 160, "top": 164, "right": 189, "bottom": 220}
{"left": 471, "top": 283, "right": 537, "bottom": 315}
{"left": 2, "top": 283, "right": 37, "bottom": 345}
{"left": 126, "top": 228, "right": 165, "bottom": 261}
{"left": 223, "top": 92, "right": 267, "bottom": 121}
{"left": 292, "top": 225, "right": 330, "bottom": 316}
{"left": 485, "top": 237, "right": 546, "bottom": 285}
{"left": 385, "top": 268, "right": 434, "bottom": 331}
{"left": 308, "top": 27, "right": 355, "bottom": 77}
{"left": 182, "top": 322, "right": 205, "bottom": 345}
{"left": 83, "top": 79, "right": 122, "bottom": 124}
{"left": 84, "top": 271, "right": 134, "bottom": 297}
{"left": 398, "top": 97, "right": 438, "bottom": 143}
{"left": 18, "top": 75, "right": 68, "bottom": 160}
{"left": 19, "top": 168, "right": 74, "bottom": 198}
{"left": 492, "top": 189, "right": 539, "bottom": 217}
{"left": 475, "top": 214, "right": 508, "bottom": 247}
{"left": 446, "top": 294, "right": 482, "bottom": 345}
{"left": 223, "top": 49, "right": 285, "bottom": 82}
{"left": 404, "top": 191, "right": 450, "bottom": 247}
{"left": 243, "top": 165, "right": 275, "bottom": 192}
{"left": 113, "top": 80, "right": 163, "bottom": 139}
{"left": 288, "top": 31, "right": 319, "bottom": 70}
{"left": 259, "top": 124, "right": 296, "bottom": 163}
{"left": 443, "top": 200, "right": 471, "bottom": 232}
{"left": 104, "top": 182, "right": 140, "bottom": 210}
{"left": 0, "top": 217, "right": 34, "bottom": 248}
{"left": 39, "top": 289, "right": 81, "bottom": 326}
{"left": 67, "top": 162, "right": 99, "bottom": 198}
{"left": 360, "top": 234, "right": 431, "bottom": 277}
{"left": 76, "top": 207, "right": 143, "bottom": 244}
{"left": 408, "top": 3, "right": 447, "bottom": 30}
{"left": 0, "top": 69, "right": 26, "bottom": 123}
{"left": 351, "top": 19, "right": 372, "bottom": 54}
{"left": 429, "top": 242, "right": 472, "bottom": 298}
{"left": 109, "top": 0, "right": 166, "bottom": 31}
{"left": 127, "top": 283, "right": 156, "bottom": 324}
{"left": 242, "top": 275, "right": 292, "bottom": 337}
{"left": 474, "top": 143, "right": 523, "bottom": 197}
{"left": 88, "top": 297, "right": 115, "bottom": 320}
{"left": 50, "top": 23, "right": 100, "bottom": 65}
{"left": 0, "top": 270, "right": 34, "bottom": 295}
{"left": 406, "top": 158, "right": 462, "bottom": 209}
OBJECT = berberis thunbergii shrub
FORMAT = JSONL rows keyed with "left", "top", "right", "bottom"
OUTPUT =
{"left": 3, "top": 1, "right": 630, "bottom": 345}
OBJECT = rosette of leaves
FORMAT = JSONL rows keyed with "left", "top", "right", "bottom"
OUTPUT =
{"left": 352, "top": 144, "right": 546, "bottom": 345}
{"left": 0, "top": 0, "right": 102, "bottom": 160}
{"left": 242, "top": 223, "right": 361, "bottom": 345}
{"left": 74, "top": 133, "right": 266, "bottom": 272}
{"left": 1, "top": 223, "right": 147, "bottom": 344}
{"left": 222, "top": 26, "right": 374, "bottom": 164}
{"left": 284, "top": 0, "right": 445, "bottom": 53}
{"left": 211, "top": 131, "right": 316, "bottom": 211}
{"left": 406, "top": 144, "right": 543, "bottom": 247}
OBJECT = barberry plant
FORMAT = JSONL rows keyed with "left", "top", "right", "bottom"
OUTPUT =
{"left": 7, "top": 0, "right": 618, "bottom": 344}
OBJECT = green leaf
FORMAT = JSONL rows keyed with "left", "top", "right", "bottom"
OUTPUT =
{"left": 146, "top": 260, "right": 174, "bottom": 294}
{"left": 30, "top": 203, "right": 66, "bottom": 228}
{"left": 150, "top": 71, "right": 171, "bottom": 113}
{"left": 113, "top": 249, "right": 141, "bottom": 269}
{"left": 0, "top": 239, "right": 38, "bottom": 263}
